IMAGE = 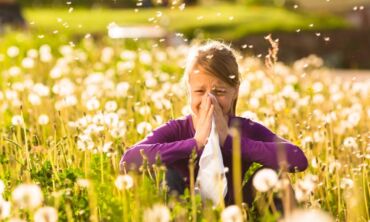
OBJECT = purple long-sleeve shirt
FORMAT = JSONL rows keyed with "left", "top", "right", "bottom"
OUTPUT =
{"left": 120, "top": 114, "right": 308, "bottom": 199}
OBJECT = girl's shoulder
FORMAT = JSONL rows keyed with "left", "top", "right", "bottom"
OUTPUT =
{"left": 159, "top": 114, "right": 194, "bottom": 137}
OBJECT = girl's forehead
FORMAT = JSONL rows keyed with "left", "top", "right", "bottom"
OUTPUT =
{"left": 188, "top": 71, "right": 229, "bottom": 88}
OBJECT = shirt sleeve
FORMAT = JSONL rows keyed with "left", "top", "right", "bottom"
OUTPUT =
{"left": 223, "top": 118, "right": 308, "bottom": 172}
{"left": 120, "top": 120, "right": 201, "bottom": 171}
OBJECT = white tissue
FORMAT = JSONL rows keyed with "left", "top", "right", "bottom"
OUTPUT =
{"left": 196, "top": 116, "right": 228, "bottom": 205}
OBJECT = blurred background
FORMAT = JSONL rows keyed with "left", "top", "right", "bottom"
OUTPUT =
{"left": 1, "top": 0, "right": 370, "bottom": 70}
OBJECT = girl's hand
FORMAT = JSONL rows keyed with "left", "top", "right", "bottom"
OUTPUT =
{"left": 194, "top": 95, "right": 214, "bottom": 149}
{"left": 208, "top": 93, "right": 229, "bottom": 146}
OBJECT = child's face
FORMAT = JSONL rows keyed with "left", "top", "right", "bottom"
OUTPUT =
{"left": 188, "top": 68, "right": 238, "bottom": 117}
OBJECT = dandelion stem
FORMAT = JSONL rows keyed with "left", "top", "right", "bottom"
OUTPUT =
{"left": 231, "top": 126, "right": 242, "bottom": 207}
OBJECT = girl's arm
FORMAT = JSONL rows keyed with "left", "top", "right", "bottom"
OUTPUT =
{"left": 222, "top": 118, "right": 308, "bottom": 172}
{"left": 120, "top": 121, "right": 201, "bottom": 171}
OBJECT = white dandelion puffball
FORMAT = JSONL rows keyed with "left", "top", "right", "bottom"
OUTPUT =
{"left": 143, "top": 204, "right": 171, "bottom": 222}
{"left": 38, "top": 114, "right": 50, "bottom": 125}
{"left": 221, "top": 205, "right": 243, "bottom": 222}
{"left": 115, "top": 175, "right": 134, "bottom": 190}
{"left": 136, "top": 122, "right": 152, "bottom": 135}
{"left": 252, "top": 168, "right": 278, "bottom": 192}
{"left": 104, "top": 101, "right": 118, "bottom": 112}
{"left": 11, "top": 115, "right": 24, "bottom": 126}
{"left": 7, "top": 46, "right": 20, "bottom": 58}
{"left": 76, "top": 179, "right": 90, "bottom": 188}
{"left": 8, "top": 218, "right": 26, "bottom": 222}
{"left": 284, "top": 209, "right": 334, "bottom": 222}
{"left": 34, "top": 206, "right": 58, "bottom": 222}
{"left": 343, "top": 137, "right": 358, "bottom": 149}
{"left": 0, "top": 200, "right": 11, "bottom": 220}
{"left": 0, "top": 179, "right": 4, "bottom": 194}
{"left": 12, "top": 184, "right": 43, "bottom": 209}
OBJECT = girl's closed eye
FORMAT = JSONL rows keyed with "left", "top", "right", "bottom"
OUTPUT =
{"left": 213, "top": 89, "right": 226, "bottom": 96}
{"left": 194, "top": 89, "right": 205, "bottom": 94}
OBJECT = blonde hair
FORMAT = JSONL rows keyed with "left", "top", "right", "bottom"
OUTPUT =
{"left": 183, "top": 40, "right": 240, "bottom": 115}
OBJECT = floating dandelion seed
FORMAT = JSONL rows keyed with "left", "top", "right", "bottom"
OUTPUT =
{"left": 315, "top": 32, "right": 321, "bottom": 37}
{"left": 293, "top": 4, "right": 298, "bottom": 9}
{"left": 359, "top": 5, "right": 364, "bottom": 10}
{"left": 115, "top": 175, "right": 134, "bottom": 190}
{"left": 34, "top": 207, "right": 58, "bottom": 222}
{"left": 221, "top": 205, "right": 243, "bottom": 222}
{"left": 296, "top": 29, "right": 301, "bottom": 33}
{"left": 206, "top": 54, "right": 213, "bottom": 59}
{"left": 324, "top": 37, "right": 330, "bottom": 42}
{"left": 228, "top": 16, "right": 234, "bottom": 21}
{"left": 353, "top": 6, "right": 358, "bottom": 11}
{"left": 242, "top": 44, "right": 247, "bottom": 49}
{"left": 68, "top": 7, "right": 73, "bottom": 13}
{"left": 229, "top": 75, "right": 236, "bottom": 79}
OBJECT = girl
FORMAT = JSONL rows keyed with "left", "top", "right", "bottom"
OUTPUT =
{"left": 120, "top": 41, "right": 308, "bottom": 206}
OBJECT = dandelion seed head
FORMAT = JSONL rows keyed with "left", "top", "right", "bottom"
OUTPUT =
{"left": 143, "top": 204, "right": 170, "bottom": 222}
{"left": 115, "top": 175, "right": 134, "bottom": 190}
{"left": 285, "top": 209, "right": 334, "bottom": 222}
{"left": 343, "top": 137, "right": 358, "bottom": 149}
{"left": 12, "top": 184, "right": 43, "bottom": 209}
{"left": 11, "top": 115, "right": 24, "bottom": 126}
{"left": 34, "top": 206, "right": 58, "bottom": 222}
{"left": 340, "top": 178, "right": 354, "bottom": 189}
{"left": 104, "top": 101, "right": 118, "bottom": 112}
{"left": 136, "top": 122, "right": 152, "bottom": 135}
{"left": 0, "top": 200, "right": 11, "bottom": 220}
{"left": 38, "top": 114, "right": 49, "bottom": 125}
{"left": 7, "top": 46, "right": 19, "bottom": 58}
{"left": 252, "top": 168, "right": 278, "bottom": 192}
{"left": 221, "top": 205, "right": 243, "bottom": 222}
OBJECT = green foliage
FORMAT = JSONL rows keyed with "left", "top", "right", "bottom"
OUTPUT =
{"left": 22, "top": 4, "right": 348, "bottom": 41}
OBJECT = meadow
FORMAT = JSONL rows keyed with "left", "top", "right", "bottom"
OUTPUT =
{"left": 0, "top": 29, "right": 369, "bottom": 221}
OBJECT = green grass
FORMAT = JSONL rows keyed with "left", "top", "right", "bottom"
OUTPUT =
{"left": 24, "top": 4, "right": 349, "bottom": 40}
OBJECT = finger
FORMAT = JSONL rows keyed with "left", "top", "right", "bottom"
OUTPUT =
{"left": 206, "top": 94, "right": 211, "bottom": 109}
{"left": 206, "top": 104, "right": 214, "bottom": 120}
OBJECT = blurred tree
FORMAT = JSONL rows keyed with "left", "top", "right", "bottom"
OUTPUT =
{"left": 0, "top": 0, "right": 27, "bottom": 33}
{"left": 243, "top": 0, "right": 296, "bottom": 6}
